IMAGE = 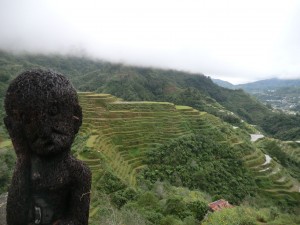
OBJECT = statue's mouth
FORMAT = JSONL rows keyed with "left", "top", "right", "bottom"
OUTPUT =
{"left": 33, "top": 138, "right": 55, "bottom": 148}
{"left": 32, "top": 129, "right": 67, "bottom": 144}
{"left": 52, "top": 127, "right": 66, "bottom": 136}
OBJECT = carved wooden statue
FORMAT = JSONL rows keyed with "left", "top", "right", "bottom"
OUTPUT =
{"left": 4, "top": 69, "right": 91, "bottom": 225}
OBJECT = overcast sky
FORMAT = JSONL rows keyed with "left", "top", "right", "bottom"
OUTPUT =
{"left": 0, "top": 0, "right": 299, "bottom": 84}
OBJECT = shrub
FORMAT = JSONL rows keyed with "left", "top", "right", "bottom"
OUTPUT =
{"left": 111, "top": 187, "right": 137, "bottom": 208}
{"left": 163, "top": 197, "right": 191, "bottom": 219}
{"left": 202, "top": 207, "right": 257, "bottom": 225}
{"left": 142, "top": 134, "right": 257, "bottom": 204}
{"left": 97, "top": 172, "right": 126, "bottom": 194}
{"left": 160, "top": 215, "right": 183, "bottom": 225}
{"left": 187, "top": 200, "right": 209, "bottom": 221}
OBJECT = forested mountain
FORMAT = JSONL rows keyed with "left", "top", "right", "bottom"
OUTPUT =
{"left": 1, "top": 50, "right": 299, "bottom": 140}
{"left": 213, "top": 78, "right": 300, "bottom": 114}
{"left": 212, "top": 78, "right": 236, "bottom": 89}
{"left": 0, "top": 51, "right": 299, "bottom": 224}
{"left": 238, "top": 78, "right": 300, "bottom": 91}
{"left": 213, "top": 78, "right": 300, "bottom": 91}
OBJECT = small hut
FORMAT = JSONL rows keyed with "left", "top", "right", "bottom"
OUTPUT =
{"left": 208, "top": 199, "right": 233, "bottom": 212}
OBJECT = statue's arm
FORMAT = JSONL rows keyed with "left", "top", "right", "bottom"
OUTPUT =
{"left": 59, "top": 162, "right": 92, "bottom": 225}
{"left": 6, "top": 156, "right": 31, "bottom": 225}
{"left": 4, "top": 116, "right": 32, "bottom": 225}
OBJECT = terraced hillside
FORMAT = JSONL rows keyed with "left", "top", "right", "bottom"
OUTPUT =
{"left": 0, "top": 92, "right": 299, "bottom": 223}
{"left": 77, "top": 93, "right": 248, "bottom": 186}
{"left": 243, "top": 138, "right": 300, "bottom": 204}
{"left": 77, "top": 92, "right": 205, "bottom": 187}
{"left": 75, "top": 93, "right": 300, "bottom": 215}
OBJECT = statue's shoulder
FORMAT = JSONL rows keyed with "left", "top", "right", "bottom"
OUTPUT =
{"left": 68, "top": 155, "right": 92, "bottom": 181}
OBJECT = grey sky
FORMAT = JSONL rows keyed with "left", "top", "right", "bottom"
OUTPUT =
{"left": 0, "top": 0, "right": 299, "bottom": 84}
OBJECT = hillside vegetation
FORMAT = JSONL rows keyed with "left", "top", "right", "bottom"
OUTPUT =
{"left": 71, "top": 93, "right": 299, "bottom": 224}
{"left": 1, "top": 91, "right": 299, "bottom": 224}
{"left": 0, "top": 51, "right": 299, "bottom": 224}
{"left": 0, "top": 50, "right": 299, "bottom": 140}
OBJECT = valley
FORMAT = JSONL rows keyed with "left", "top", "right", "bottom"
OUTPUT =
{"left": 214, "top": 78, "right": 300, "bottom": 114}
{"left": 0, "top": 51, "right": 299, "bottom": 224}
{"left": 73, "top": 92, "right": 300, "bottom": 224}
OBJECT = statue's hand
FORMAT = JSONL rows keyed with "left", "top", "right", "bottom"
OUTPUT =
{"left": 4, "top": 116, "right": 30, "bottom": 155}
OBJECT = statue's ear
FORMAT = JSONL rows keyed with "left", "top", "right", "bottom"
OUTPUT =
{"left": 73, "top": 104, "right": 82, "bottom": 134}
{"left": 4, "top": 115, "right": 22, "bottom": 138}
{"left": 4, "top": 116, "right": 13, "bottom": 135}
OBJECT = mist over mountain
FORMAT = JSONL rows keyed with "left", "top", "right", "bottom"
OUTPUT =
{"left": 214, "top": 78, "right": 300, "bottom": 90}
{"left": 1, "top": 50, "right": 300, "bottom": 141}
{"left": 1, "top": 1, "right": 300, "bottom": 223}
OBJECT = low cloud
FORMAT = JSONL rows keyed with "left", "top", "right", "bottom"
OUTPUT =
{"left": 0, "top": 0, "right": 299, "bottom": 84}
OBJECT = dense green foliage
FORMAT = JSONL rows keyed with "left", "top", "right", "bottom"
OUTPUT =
{"left": 202, "top": 207, "right": 257, "bottom": 225}
{"left": 0, "top": 147, "right": 15, "bottom": 194}
{"left": 202, "top": 206, "right": 300, "bottom": 225}
{"left": 141, "top": 134, "right": 257, "bottom": 204}
{"left": 1, "top": 50, "right": 299, "bottom": 140}
{"left": 261, "top": 113, "right": 300, "bottom": 140}
{"left": 0, "top": 51, "right": 300, "bottom": 224}
{"left": 90, "top": 171, "right": 210, "bottom": 225}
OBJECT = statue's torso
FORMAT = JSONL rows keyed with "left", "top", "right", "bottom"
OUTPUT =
{"left": 29, "top": 155, "right": 71, "bottom": 225}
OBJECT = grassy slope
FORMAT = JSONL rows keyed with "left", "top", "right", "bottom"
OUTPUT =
{"left": 0, "top": 50, "right": 299, "bottom": 222}
{"left": 73, "top": 93, "right": 300, "bottom": 222}
{"left": 0, "top": 89, "right": 299, "bottom": 223}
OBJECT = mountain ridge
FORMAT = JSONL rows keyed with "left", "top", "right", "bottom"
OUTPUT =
{"left": 0, "top": 51, "right": 299, "bottom": 224}
{"left": 0, "top": 50, "right": 299, "bottom": 141}
{"left": 213, "top": 78, "right": 300, "bottom": 114}
{"left": 213, "top": 77, "right": 300, "bottom": 90}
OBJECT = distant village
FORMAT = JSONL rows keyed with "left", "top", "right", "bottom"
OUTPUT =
{"left": 253, "top": 89, "right": 300, "bottom": 115}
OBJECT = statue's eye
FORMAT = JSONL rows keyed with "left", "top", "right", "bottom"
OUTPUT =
{"left": 20, "top": 113, "right": 34, "bottom": 124}
{"left": 21, "top": 113, "right": 28, "bottom": 123}
{"left": 49, "top": 105, "right": 59, "bottom": 116}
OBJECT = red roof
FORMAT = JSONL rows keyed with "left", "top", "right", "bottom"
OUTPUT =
{"left": 208, "top": 199, "right": 233, "bottom": 212}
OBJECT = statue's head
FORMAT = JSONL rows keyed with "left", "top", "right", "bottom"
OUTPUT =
{"left": 4, "top": 69, "right": 82, "bottom": 156}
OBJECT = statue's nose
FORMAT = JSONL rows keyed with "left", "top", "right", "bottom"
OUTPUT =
{"left": 37, "top": 115, "right": 52, "bottom": 138}
{"left": 39, "top": 123, "right": 52, "bottom": 139}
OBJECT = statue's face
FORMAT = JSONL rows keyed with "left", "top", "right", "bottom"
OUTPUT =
{"left": 21, "top": 100, "right": 77, "bottom": 156}
{"left": 5, "top": 70, "right": 82, "bottom": 156}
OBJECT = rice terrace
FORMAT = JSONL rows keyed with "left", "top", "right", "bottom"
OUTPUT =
{"left": 0, "top": 51, "right": 299, "bottom": 224}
